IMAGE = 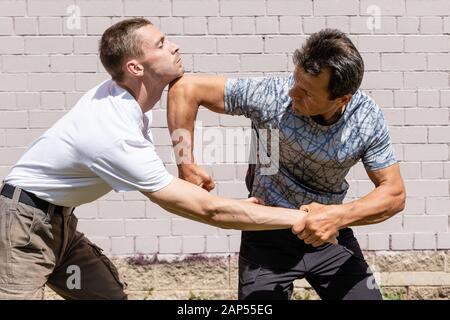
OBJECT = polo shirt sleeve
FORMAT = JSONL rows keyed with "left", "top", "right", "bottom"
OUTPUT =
{"left": 224, "top": 76, "right": 287, "bottom": 124}
{"left": 361, "top": 107, "right": 397, "bottom": 172}
{"left": 90, "top": 138, "right": 173, "bottom": 193}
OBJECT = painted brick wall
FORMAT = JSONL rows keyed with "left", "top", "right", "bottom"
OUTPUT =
{"left": 0, "top": 0, "right": 449, "bottom": 255}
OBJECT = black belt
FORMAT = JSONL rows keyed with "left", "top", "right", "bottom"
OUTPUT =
{"left": 0, "top": 183, "right": 71, "bottom": 215}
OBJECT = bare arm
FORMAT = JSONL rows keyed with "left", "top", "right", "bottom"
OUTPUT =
{"left": 167, "top": 75, "right": 227, "bottom": 190}
{"left": 143, "top": 177, "right": 306, "bottom": 231}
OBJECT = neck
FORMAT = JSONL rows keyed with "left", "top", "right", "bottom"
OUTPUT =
{"left": 118, "top": 78, "right": 165, "bottom": 113}
{"left": 313, "top": 104, "right": 347, "bottom": 125}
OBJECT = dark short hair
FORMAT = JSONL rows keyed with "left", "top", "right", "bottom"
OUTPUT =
{"left": 293, "top": 29, "right": 364, "bottom": 100}
{"left": 99, "top": 18, "right": 152, "bottom": 82}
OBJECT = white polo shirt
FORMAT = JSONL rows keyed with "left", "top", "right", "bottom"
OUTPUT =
{"left": 5, "top": 80, "right": 173, "bottom": 207}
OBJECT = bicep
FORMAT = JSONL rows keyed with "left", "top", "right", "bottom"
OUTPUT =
{"left": 366, "top": 163, "right": 404, "bottom": 190}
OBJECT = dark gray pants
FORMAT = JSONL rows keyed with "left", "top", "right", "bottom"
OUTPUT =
{"left": 238, "top": 228, "right": 382, "bottom": 300}
{"left": 0, "top": 192, "right": 127, "bottom": 300}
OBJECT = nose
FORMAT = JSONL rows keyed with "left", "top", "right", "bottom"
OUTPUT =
{"left": 169, "top": 40, "right": 180, "bottom": 54}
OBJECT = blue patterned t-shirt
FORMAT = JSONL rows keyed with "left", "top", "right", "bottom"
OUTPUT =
{"left": 224, "top": 74, "right": 397, "bottom": 208}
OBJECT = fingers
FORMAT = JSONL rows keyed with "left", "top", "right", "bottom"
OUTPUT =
{"left": 299, "top": 205, "right": 310, "bottom": 212}
{"left": 202, "top": 178, "right": 215, "bottom": 191}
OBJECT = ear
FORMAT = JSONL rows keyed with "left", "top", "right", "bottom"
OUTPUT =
{"left": 336, "top": 93, "right": 352, "bottom": 107}
{"left": 124, "top": 59, "right": 144, "bottom": 78}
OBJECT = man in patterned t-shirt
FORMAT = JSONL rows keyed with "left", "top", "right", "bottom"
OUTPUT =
{"left": 168, "top": 29, "right": 406, "bottom": 300}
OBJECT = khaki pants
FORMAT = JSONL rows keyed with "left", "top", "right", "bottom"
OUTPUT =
{"left": 0, "top": 194, "right": 127, "bottom": 300}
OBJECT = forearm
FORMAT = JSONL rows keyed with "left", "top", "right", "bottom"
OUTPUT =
{"left": 337, "top": 184, "right": 406, "bottom": 228}
{"left": 207, "top": 195, "right": 304, "bottom": 230}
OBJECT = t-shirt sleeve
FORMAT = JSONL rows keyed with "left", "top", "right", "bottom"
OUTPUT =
{"left": 90, "top": 138, "right": 173, "bottom": 193}
{"left": 224, "top": 76, "right": 289, "bottom": 124}
{"left": 361, "top": 108, "right": 397, "bottom": 171}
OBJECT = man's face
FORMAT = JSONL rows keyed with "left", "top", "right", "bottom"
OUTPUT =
{"left": 134, "top": 24, "right": 184, "bottom": 84}
{"left": 288, "top": 66, "right": 339, "bottom": 117}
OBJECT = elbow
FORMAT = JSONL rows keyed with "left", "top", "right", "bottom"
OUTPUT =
{"left": 201, "top": 195, "right": 228, "bottom": 228}
{"left": 393, "top": 186, "right": 406, "bottom": 215}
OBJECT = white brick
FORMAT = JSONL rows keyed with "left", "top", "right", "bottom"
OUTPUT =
{"left": 38, "top": 17, "right": 62, "bottom": 35}
{"left": 381, "top": 109, "right": 404, "bottom": 125}
{"left": 365, "top": 90, "right": 394, "bottom": 107}
{"left": 41, "top": 92, "right": 65, "bottom": 109}
{"left": 99, "top": 200, "right": 145, "bottom": 218}
{"left": 172, "top": 218, "right": 218, "bottom": 236}
{"left": 0, "top": 0, "right": 26, "bottom": 16}
{"left": 406, "top": 0, "right": 450, "bottom": 16}
{"left": 405, "top": 180, "right": 449, "bottom": 197}
{"left": 404, "top": 144, "right": 447, "bottom": 161}
{"left": 208, "top": 17, "right": 231, "bottom": 34}
{"left": 303, "top": 17, "right": 326, "bottom": 34}
{"left": 28, "top": 111, "right": 66, "bottom": 128}
{"left": 217, "top": 181, "right": 248, "bottom": 198}
{"left": 428, "top": 54, "right": 450, "bottom": 70}
{"left": 27, "top": 0, "right": 73, "bottom": 16}
{"left": 361, "top": 72, "right": 403, "bottom": 89}
{"left": 422, "top": 162, "right": 443, "bottom": 179}
{"left": 437, "top": 233, "right": 450, "bottom": 249}
{"left": 62, "top": 16, "right": 87, "bottom": 36}
{"left": 314, "top": 0, "right": 359, "bottom": 15}
{"left": 353, "top": 234, "right": 368, "bottom": 250}
{"left": 196, "top": 109, "right": 220, "bottom": 126}
{"left": 160, "top": 17, "right": 183, "bottom": 35}
{"left": 405, "top": 36, "right": 450, "bottom": 52}
{"left": 146, "top": 200, "right": 172, "bottom": 218}
{"left": 0, "top": 111, "right": 28, "bottom": 129}
{"left": 414, "top": 233, "right": 436, "bottom": 250}
{"left": 405, "top": 108, "right": 448, "bottom": 125}
{"left": 211, "top": 164, "right": 236, "bottom": 181}
{"left": 397, "top": 17, "right": 420, "bottom": 34}
{"left": 3, "top": 55, "right": 49, "bottom": 73}
{"left": 420, "top": 17, "right": 443, "bottom": 34}
{"left": 88, "top": 237, "right": 111, "bottom": 254}
{"left": 111, "top": 237, "right": 134, "bottom": 255}
{"left": 74, "top": 36, "right": 99, "bottom": 54}
{"left": 402, "top": 197, "right": 426, "bottom": 215}
{"left": 28, "top": 74, "right": 75, "bottom": 91}
{"left": 77, "top": 219, "right": 124, "bottom": 237}
{"left": 170, "top": 36, "right": 215, "bottom": 54}
{"left": 360, "top": 0, "right": 406, "bottom": 16}
{"left": 220, "top": 0, "right": 265, "bottom": 16}
{"left": 426, "top": 198, "right": 450, "bottom": 215}
{"left": 173, "top": 0, "right": 218, "bottom": 16}
{"left": 354, "top": 215, "right": 403, "bottom": 234}
{"left": 182, "top": 236, "right": 205, "bottom": 254}
{"left": 241, "top": 54, "right": 287, "bottom": 72}
{"left": 429, "top": 127, "right": 450, "bottom": 143}
{"left": 404, "top": 215, "right": 448, "bottom": 232}
{"left": 445, "top": 162, "right": 450, "bottom": 178}
{"left": 77, "top": 0, "right": 123, "bottom": 16}
{"left": 184, "top": 17, "right": 207, "bottom": 35}
{"left": 358, "top": 36, "right": 403, "bottom": 52}
{"left": 0, "top": 93, "right": 16, "bottom": 109}
{"left": 256, "top": 16, "right": 278, "bottom": 34}
{"left": 264, "top": 36, "right": 307, "bottom": 53}
{"left": 16, "top": 93, "right": 40, "bottom": 110}
{"left": 441, "top": 90, "right": 450, "bottom": 107}
{"left": 0, "top": 148, "right": 25, "bottom": 165}
{"left": 390, "top": 127, "right": 427, "bottom": 143}
{"left": 135, "top": 236, "right": 158, "bottom": 254}
{"left": 74, "top": 202, "right": 98, "bottom": 219}
{"left": 0, "top": 74, "right": 27, "bottom": 92}
{"left": 367, "top": 233, "right": 389, "bottom": 250}
{"left": 75, "top": 74, "right": 109, "bottom": 91}
{"left": 267, "top": 0, "right": 312, "bottom": 15}
{"left": 124, "top": 0, "right": 170, "bottom": 16}
{"left": 217, "top": 36, "right": 263, "bottom": 53}
{"left": 14, "top": 17, "right": 38, "bottom": 35}
{"left": 0, "top": 37, "right": 24, "bottom": 54}
{"left": 326, "top": 16, "right": 350, "bottom": 33}
{"left": 159, "top": 236, "right": 182, "bottom": 254}
{"left": 0, "top": 18, "right": 13, "bottom": 36}
{"left": 50, "top": 55, "right": 97, "bottom": 73}
{"left": 405, "top": 72, "right": 448, "bottom": 89}
{"left": 418, "top": 90, "right": 440, "bottom": 107}
{"left": 25, "top": 37, "right": 72, "bottom": 54}
{"left": 86, "top": 17, "right": 111, "bottom": 35}
{"left": 231, "top": 17, "right": 255, "bottom": 35}
{"left": 125, "top": 219, "right": 171, "bottom": 236}
{"left": 206, "top": 235, "right": 229, "bottom": 252}
{"left": 381, "top": 54, "right": 426, "bottom": 71}
{"left": 193, "top": 55, "right": 239, "bottom": 72}
{"left": 390, "top": 233, "right": 413, "bottom": 250}
{"left": 360, "top": 53, "right": 380, "bottom": 71}
{"left": 229, "top": 235, "right": 241, "bottom": 252}
{"left": 279, "top": 16, "right": 301, "bottom": 34}
{"left": 394, "top": 90, "right": 417, "bottom": 107}
{"left": 445, "top": 17, "right": 450, "bottom": 33}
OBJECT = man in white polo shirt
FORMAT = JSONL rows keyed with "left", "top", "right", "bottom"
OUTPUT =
{"left": 0, "top": 18, "right": 310, "bottom": 300}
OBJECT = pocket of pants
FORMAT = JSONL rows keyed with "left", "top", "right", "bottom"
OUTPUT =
{"left": 9, "top": 206, "right": 49, "bottom": 251}
{"left": 239, "top": 255, "right": 261, "bottom": 286}
{"left": 340, "top": 239, "right": 366, "bottom": 261}
{"left": 87, "top": 241, "right": 127, "bottom": 289}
